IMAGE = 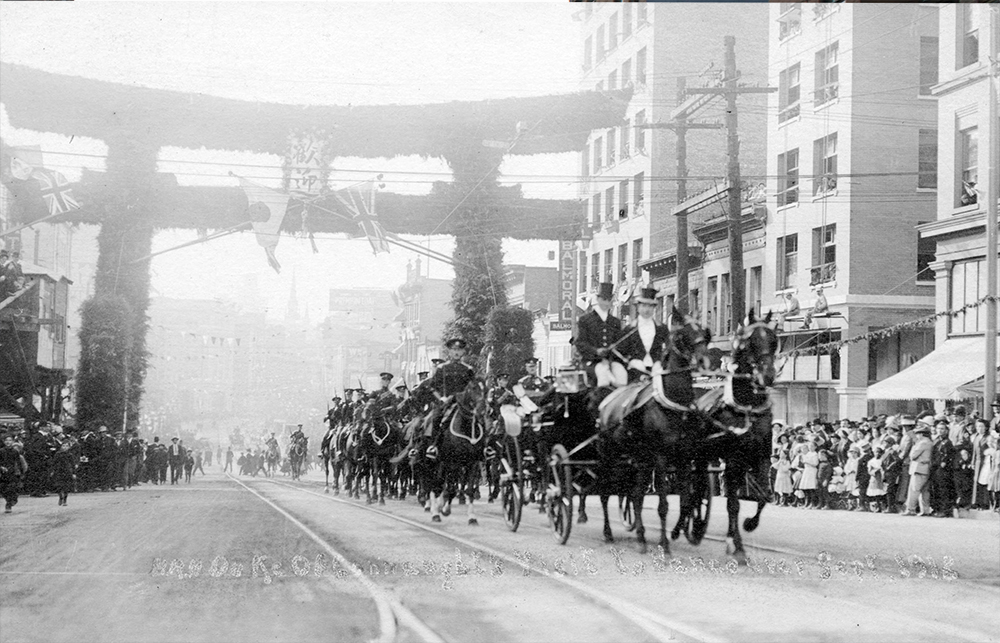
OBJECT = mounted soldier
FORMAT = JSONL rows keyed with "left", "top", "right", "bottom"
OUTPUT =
{"left": 422, "top": 338, "right": 476, "bottom": 460}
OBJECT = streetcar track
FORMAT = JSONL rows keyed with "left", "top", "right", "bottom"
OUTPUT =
{"left": 271, "top": 475, "right": 997, "bottom": 643}
{"left": 259, "top": 476, "right": 728, "bottom": 643}
{"left": 228, "top": 475, "right": 445, "bottom": 643}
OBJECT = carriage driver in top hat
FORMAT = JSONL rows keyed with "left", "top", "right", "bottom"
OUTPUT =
{"left": 574, "top": 281, "right": 627, "bottom": 388}
{"left": 618, "top": 286, "right": 671, "bottom": 384}
{"left": 422, "top": 338, "right": 477, "bottom": 460}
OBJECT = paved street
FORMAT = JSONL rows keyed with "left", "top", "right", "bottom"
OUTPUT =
{"left": 2, "top": 467, "right": 997, "bottom": 643}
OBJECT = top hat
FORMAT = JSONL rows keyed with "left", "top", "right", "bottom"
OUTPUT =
{"left": 379, "top": 372, "right": 394, "bottom": 381}
{"left": 634, "top": 287, "right": 658, "bottom": 305}
{"left": 593, "top": 282, "right": 614, "bottom": 301}
{"left": 445, "top": 338, "right": 467, "bottom": 350}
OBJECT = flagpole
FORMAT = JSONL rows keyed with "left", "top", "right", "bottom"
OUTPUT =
{"left": 0, "top": 209, "right": 73, "bottom": 238}
{"left": 126, "top": 221, "right": 253, "bottom": 265}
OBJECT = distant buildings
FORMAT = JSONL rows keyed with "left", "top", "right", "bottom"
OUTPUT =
{"left": 393, "top": 258, "right": 452, "bottom": 387}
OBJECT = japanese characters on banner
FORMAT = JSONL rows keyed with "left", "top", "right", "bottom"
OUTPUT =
{"left": 282, "top": 130, "right": 333, "bottom": 196}
{"left": 553, "top": 239, "right": 577, "bottom": 332}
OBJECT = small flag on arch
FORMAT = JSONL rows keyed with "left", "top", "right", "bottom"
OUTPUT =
{"left": 30, "top": 168, "right": 80, "bottom": 216}
{"left": 334, "top": 175, "right": 390, "bottom": 255}
{"left": 232, "top": 173, "right": 292, "bottom": 274}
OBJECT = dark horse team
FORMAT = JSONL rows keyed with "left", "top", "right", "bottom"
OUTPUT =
{"left": 311, "top": 281, "right": 780, "bottom": 564}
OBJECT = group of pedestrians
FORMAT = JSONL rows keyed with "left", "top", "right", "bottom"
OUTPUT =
{"left": 770, "top": 403, "right": 1000, "bottom": 517}
{"left": 0, "top": 422, "right": 218, "bottom": 513}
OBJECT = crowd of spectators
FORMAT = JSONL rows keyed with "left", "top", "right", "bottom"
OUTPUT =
{"left": 0, "top": 421, "right": 215, "bottom": 512}
{"left": 770, "top": 401, "right": 1000, "bottom": 517}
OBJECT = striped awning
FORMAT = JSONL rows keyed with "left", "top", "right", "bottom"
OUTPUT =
{"left": 867, "top": 336, "right": 999, "bottom": 401}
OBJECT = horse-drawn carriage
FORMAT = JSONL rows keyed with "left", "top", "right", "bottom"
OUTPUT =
{"left": 493, "top": 310, "right": 779, "bottom": 561}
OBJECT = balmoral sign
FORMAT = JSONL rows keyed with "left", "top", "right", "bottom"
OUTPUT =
{"left": 554, "top": 239, "right": 577, "bottom": 332}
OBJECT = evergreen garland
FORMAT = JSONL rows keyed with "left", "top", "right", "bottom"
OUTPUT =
{"left": 76, "top": 295, "right": 132, "bottom": 431}
{"left": 481, "top": 306, "right": 535, "bottom": 381}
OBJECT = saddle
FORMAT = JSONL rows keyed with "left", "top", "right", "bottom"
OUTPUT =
{"left": 598, "top": 381, "right": 654, "bottom": 429}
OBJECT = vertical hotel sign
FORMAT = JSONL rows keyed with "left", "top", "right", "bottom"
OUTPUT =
{"left": 552, "top": 240, "right": 577, "bottom": 331}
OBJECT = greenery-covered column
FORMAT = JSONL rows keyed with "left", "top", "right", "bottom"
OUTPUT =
{"left": 440, "top": 138, "right": 510, "bottom": 373}
{"left": 76, "top": 134, "right": 157, "bottom": 432}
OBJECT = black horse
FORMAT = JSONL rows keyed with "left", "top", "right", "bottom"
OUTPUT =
{"left": 597, "top": 309, "right": 712, "bottom": 555}
{"left": 289, "top": 436, "right": 308, "bottom": 481}
{"left": 427, "top": 380, "right": 488, "bottom": 525}
{"left": 697, "top": 310, "right": 779, "bottom": 564}
{"left": 358, "top": 416, "right": 403, "bottom": 505}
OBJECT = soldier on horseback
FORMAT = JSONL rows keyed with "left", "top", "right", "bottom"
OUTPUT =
{"left": 422, "top": 338, "right": 476, "bottom": 461}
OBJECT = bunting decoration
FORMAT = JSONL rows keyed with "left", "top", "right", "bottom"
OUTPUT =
{"left": 781, "top": 295, "right": 1000, "bottom": 358}
{"left": 232, "top": 173, "right": 291, "bottom": 274}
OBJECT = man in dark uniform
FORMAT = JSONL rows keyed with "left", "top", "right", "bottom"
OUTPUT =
{"left": 488, "top": 373, "right": 517, "bottom": 421}
{"left": 423, "top": 338, "right": 477, "bottom": 460}
{"left": 517, "top": 358, "right": 550, "bottom": 400}
{"left": 417, "top": 370, "right": 430, "bottom": 382}
{"left": 618, "top": 286, "right": 671, "bottom": 383}
{"left": 574, "top": 281, "right": 626, "bottom": 387}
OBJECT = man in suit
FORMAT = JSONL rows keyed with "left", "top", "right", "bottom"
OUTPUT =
{"left": 930, "top": 419, "right": 956, "bottom": 517}
{"left": 574, "top": 282, "right": 626, "bottom": 387}
{"left": 619, "top": 287, "right": 670, "bottom": 383}
{"left": 168, "top": 437, "right": 185, "bottom": 485}
{"left": 903, "top": 421, "right": 934, "bottom": 516}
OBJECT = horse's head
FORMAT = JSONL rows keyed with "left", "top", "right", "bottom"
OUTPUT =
{"left": 665, "top": 308, "right": 713, "bottom": 372}
{"left": 732, "top": 310, "right": 780, "bottom": 392}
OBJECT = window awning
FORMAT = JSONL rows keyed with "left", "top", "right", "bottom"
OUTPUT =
{"left": 867, "top": 336, "right": 1000, "bottom": 401}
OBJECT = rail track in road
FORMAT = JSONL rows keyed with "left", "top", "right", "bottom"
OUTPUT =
{"left": 236, "top": 474, "right": 724, "bottom": 643}
{"left": 249, "top": 474, "right": 998, "bottom": 643}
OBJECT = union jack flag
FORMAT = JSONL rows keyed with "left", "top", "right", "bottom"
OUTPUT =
{"left": 31, "top": 168, "right": 80, "bottom": 216}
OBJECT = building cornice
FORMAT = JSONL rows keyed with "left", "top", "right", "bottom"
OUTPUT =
{"left": 917, "top": 210, "right": 986, "bottom": 240}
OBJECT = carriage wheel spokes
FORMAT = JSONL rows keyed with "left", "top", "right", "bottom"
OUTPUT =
{"left": 546, "top": 444, "right": 573, "bottom": 545}
{"left": 500, "top": 435, "right": 523, "bottom": 532}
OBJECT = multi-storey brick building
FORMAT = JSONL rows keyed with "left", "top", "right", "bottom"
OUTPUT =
{"left": 767, "top": 3, "right": 939, "bottom": 422}
{"left": 576, "top": 2, "right": 768, "bottom": 321}
{"left": 873, "top": 3, "right": 999, "bottom": 414}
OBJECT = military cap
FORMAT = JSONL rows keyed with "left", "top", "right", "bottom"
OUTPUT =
{"left": 524, "top": 357, "right": 540, "bottom": 365}
{"left": 380, "top": 372, "right": 394, "bottom": 381}
{"left": 445, "top": 338, "right": 467, "bottom": 350}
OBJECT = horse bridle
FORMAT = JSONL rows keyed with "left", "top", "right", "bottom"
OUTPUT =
{"left": 731, "top": 322, "right": 778, "bottom": 393}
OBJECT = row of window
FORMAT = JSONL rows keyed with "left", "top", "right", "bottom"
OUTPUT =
{"left": 775, "top": 224, "right": 838, "bottom": 292}
{"left": 583, "top": 109, "right": 647, "bottom": 177}
{"left": 581, "top": 238, "right": 645, "bottom": 292}
{"left": 776, "top": 129, "right": 939, "bottom": 208}
{"left": 592, "top": 47, "right": 648, "bottom": 94}
{"left": 582, "top": 3, "right": 648, "bottom": 72}
{"left": 587, "top": 172, "right": 646, "bottom": 227}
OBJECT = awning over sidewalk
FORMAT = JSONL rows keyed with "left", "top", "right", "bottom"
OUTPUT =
{"left": 867, "top": 336, "right": 999, "bottom": 401}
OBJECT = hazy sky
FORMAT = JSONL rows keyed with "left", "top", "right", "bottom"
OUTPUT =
{"left": 0, "top": 1, "right": 581, "bottom": 321}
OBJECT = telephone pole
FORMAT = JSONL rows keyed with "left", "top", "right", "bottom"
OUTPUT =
{"left": 985, "top": 5, "right": 998, "bottom": 420}
{"left": 686, "top": 36, "right": 774, "bottom": 332}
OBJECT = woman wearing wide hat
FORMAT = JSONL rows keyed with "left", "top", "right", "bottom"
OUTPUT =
{"left": 618, "top": 286, "right": 670, "bottom": 383}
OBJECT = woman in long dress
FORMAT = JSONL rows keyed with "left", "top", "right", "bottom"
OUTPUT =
{"left": 799, "top": 442, "right": 820, "bottom": 509}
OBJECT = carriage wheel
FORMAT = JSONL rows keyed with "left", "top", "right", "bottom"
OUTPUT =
{"left": 619, "top": 495, "right": 637, "bottom": 532}
{"left": 684, "top": 467, "right": 714, "bottom": 546}
{"left": 546, "top": 444, "right": 573, "bottom": 545}
{"left": 500, "top": 435, "right": 523, "bottom": 532}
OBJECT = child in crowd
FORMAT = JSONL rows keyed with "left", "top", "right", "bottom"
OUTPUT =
{"left": 844, "top": 446, "right": 861, "bottom": 510}
{"left": 50, "top": 441, "right": 76, "bottom": 507}
{"left": 773, "top": 451, "right": 794, "bottom": 505}
{"left": 866, "top": 445, "right": 887, "bottom": 512}
{"left": 829, "top": 465, "right": 846, "bottom": 509}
